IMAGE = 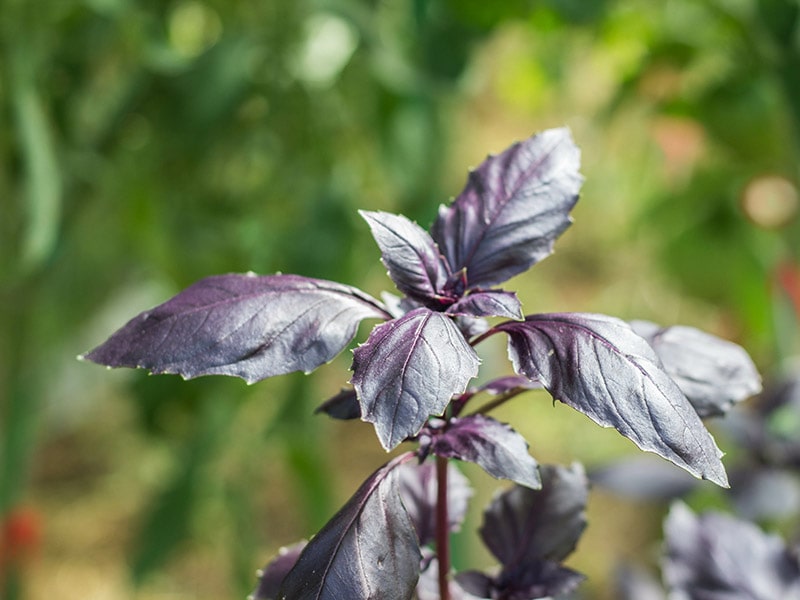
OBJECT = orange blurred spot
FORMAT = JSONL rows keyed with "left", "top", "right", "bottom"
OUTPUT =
{"left": 651, "top": 116, "right": 706, "bottom": 180}
{"left": 0, "top": 507, "right": 42, "bottom": 568}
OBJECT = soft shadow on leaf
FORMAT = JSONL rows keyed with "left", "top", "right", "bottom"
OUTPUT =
{"left": 498, "top": 313, "right": 729, "bottom": 487}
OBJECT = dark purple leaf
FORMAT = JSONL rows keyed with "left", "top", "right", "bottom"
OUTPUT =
{"left": 461, "top": 464, "right": 588, "bottom": 600}
{"left": 494, "top": 561, "right": 585, "bottom": 600}
{"left": 663, "top": 502, "right": 800, "bottom": 600}
{"left": 82, "top": 274, "right": 389, "bottom": 384}
{"left": 360, "top": 210, "right": 449, "bottom": 304}
{"left": 447, "top": 290, "right": 524, "bottom": 320}
{"left": 498, "top": 313, "right": 729, "bottom": 487}
{"left": 480, "top": 463, "right": 588, "bottom": 568}
{"left": 315, "top": 388, "right": 361, "bottom": 420}
{"left": 396, "top": 460, "right": 472, "bottom": 547}
{"left": 631, "top": 320, "right": 762, "bottom": 418}
{"left": 426, "top": 415, "right": 541, "bottom": 488}
{"left": 590, "top": 455, "right": 698, "bottom": 501}
{"left": 431, "top": 128, "right": 582, "bottom": 289}
{"left": 279, "top": 454, "right": 421, "bottom": 600}
{"left": 453, "top": 563, "right": 584, "bottom": 600}
{"left": 453, "top": 571, "right": 494, "bottom": 599}
{"left": 352, "top": 308, "right": 480, "bottom": 450}
{"left": 252, "top": 541, "right": 307, "bottom": 600}
{"left": 615, "top": 564, "right": 666, "bottom": 600}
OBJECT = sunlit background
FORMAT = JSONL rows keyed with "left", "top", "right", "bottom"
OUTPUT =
{"left": 2, "top": 1, "right": 800, "bottom": 598}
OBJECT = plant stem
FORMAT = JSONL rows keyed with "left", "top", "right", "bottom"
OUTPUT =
{"left": 436, "top": 455, "right": 451, "bottom": 600}
{"left": 466, "top": 388, "right": 526, "bottom": 416}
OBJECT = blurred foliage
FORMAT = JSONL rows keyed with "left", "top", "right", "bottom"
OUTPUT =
{"left": 1, "top": 0, "right": 799, "bottom": 599}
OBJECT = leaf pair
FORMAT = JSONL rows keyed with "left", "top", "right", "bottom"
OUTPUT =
{"left": 362, "top": 126, "right": 581, "bottom": 305}
{"left": 352, "top": 128, "right": 581, "bottom": 449}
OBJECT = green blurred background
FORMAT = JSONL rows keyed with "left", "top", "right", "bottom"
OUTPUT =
{"left": 2, "top": 0, "right": 800, "bottom": 598}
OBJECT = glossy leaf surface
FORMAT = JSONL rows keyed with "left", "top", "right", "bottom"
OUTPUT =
{"left": 396, "top": 460, "right": 472, "bottom": 547}
{"left": 498, "top": 313, "right": 729, "bottom": 486}
{"left": 425, "top": 415, "right": 541, "bottom": 488}
{"left": 360, "top": 210, "right": 449, "bottom": 303}
{"left": 83, "top": 274, "right": 389, "bottom": 384}
{"left": 663, "top": 502, "right": 800, "bottom": 600}
{"left": 352, "top": 308, "right": 480, "bottom": 449}
{"left": 631, "top": 320, "right": 762, "bottom": 417}
{"left": 431, "top": 128, "right": 581, "bottom": 288}
{"left": 278, "top": 455, "right": 420, "bottom": 600}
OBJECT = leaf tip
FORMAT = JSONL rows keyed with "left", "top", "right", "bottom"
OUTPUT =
{"left": 705, "top": 467, "right": 730, "bottom": 489}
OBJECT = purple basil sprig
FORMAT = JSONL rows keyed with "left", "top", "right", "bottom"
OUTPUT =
{"left": 83, "top": 128, "right": 762, "bottom": 600}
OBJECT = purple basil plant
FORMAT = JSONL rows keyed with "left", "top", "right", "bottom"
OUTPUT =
{"left": 82, "top": 128, "right": 762, "bottom": 600}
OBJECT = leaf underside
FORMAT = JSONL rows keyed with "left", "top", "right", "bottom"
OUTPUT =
{"left": 83, "top": 274, "right": 389, "bottom": 384}
{"left": 352, "top": 308, "right": 480, "bottom": 450}
{"left": 498, "top": 313, "right": 729, "bottom": 487}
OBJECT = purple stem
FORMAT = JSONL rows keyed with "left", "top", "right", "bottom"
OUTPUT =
{"left": 436, "top": 455, "right": 451, "bottom": 600}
